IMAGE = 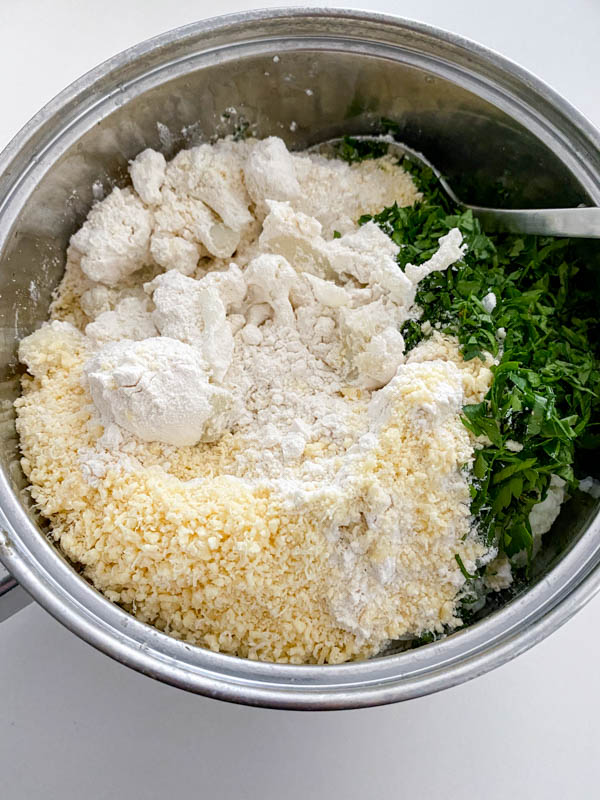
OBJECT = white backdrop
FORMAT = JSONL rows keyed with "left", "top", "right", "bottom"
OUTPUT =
{"left": 1, "top": 1, "right": 599, "bottom": 797}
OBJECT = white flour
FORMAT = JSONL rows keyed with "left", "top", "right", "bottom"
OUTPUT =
{"left": 70, "top": 187, "right": 153, "bottom": 285}
{"left": 85, "top": 295, "right": 157, "bottom": 343}
{"left": 82, "top": 200, "right": 468, "bottom": 481}
{"left": 17, "top": 136, "right": 498, "bottom": 658}
{"left": 580, "top": 476, "right": 600, "bottom": 499}
{"left": 223, "top": 316, "right": 363, "bottom": 481}
{"left": 85, "top": 337, "right": 236, "bottom": 447}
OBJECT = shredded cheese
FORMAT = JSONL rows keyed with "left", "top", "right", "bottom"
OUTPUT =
{"left": 16, "top": 325, "right": 492, "bottom": 663}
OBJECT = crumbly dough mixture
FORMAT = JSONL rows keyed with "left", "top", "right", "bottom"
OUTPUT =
{"left": 15, "top": 136, "right": 496, "bottom": 664}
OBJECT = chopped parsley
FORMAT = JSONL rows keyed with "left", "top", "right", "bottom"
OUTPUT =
{"left": 358, "top": 149, "right": 600, "bottom": 569}
{"left": 455, "top": 553, "right": 477, "bottom": 581}
{"left": 335, "top": 135, "right": 389, "bottom": 164}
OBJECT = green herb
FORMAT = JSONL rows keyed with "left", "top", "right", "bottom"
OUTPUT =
{"left": 362, "top": 163, "right": 600, "bottom": 569}
{"left": 455, "top": 554, "right": 477, "bottom": 580}
{"left": 378, "top": 117, "right": 403, "bottom": 138}
{"left": 232, "top": 119, "right": 251, "bottom": 141}
{"left": 333, "top": 230, "right": 342, "bottom": 239}
{"left": 413, "top": 631, "right": 438, "bottom": 646}
{"left": 335, "top": 135, "right": 389, "bottom": 164}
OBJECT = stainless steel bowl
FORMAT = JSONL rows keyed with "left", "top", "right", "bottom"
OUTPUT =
{"left": 0, "top": 8, "right": 599, "bottom": 709}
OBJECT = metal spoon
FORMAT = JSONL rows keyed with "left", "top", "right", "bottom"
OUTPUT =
{"left": 311, "top": 136, "right": 600, "bottom": 238}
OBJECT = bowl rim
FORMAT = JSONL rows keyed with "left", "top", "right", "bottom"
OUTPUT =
{"left": 1, "top": 6, "right": 599, "bottom": 709}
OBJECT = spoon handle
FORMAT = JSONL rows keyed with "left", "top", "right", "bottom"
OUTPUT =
{"left": 467, "top": 205, "right": 600, "bottom": 238}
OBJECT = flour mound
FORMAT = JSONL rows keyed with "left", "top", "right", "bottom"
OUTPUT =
{"left": 85, "top": 337, "right": 236, "bottom": 446}
{"left": 71, "top": 188, "right": 153, "bottom": 286}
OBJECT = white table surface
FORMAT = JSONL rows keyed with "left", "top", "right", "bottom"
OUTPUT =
{"left": 1, "top": 1, "right": 599, "bottom": 796}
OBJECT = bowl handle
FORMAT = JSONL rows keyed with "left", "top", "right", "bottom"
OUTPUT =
{"left": 0, "top": 562, "right": 31, "bottom": 621}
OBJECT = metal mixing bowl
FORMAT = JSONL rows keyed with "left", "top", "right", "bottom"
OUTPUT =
{"left": 0, "top": 8, "right": 599, "bottom": 709}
